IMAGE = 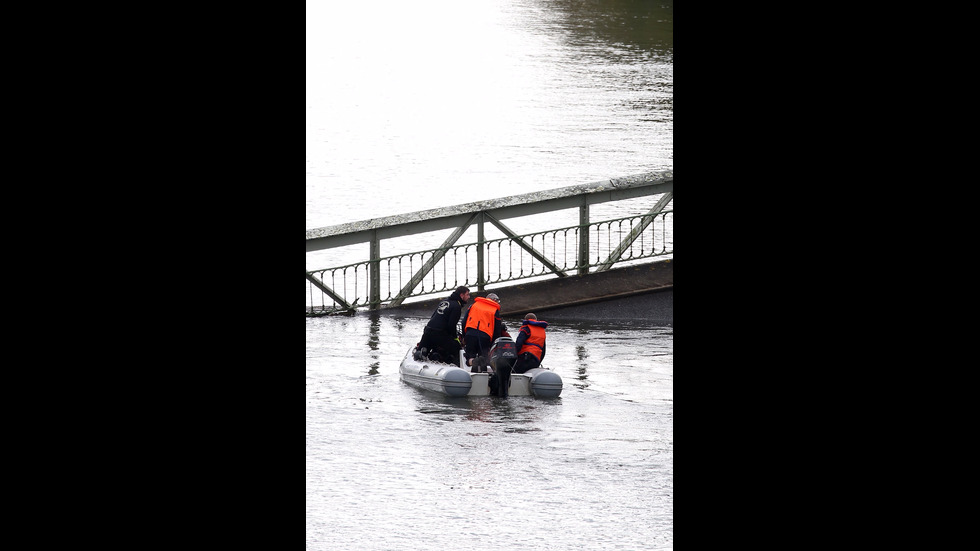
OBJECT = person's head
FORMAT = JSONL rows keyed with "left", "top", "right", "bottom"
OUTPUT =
{"left": 524, "top": 312, "right": 536, "bottom": 320}
{"left": 455, "top": 286, "right": 471, "bottom": 301}
{"left": 487, "top": 292, "right": 500, "bottom": 304}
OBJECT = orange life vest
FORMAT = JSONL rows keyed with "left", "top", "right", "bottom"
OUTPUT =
{"left": 518, "top": 321, "right": 547, "bottom": 360}
{"left": 464, "top": 296, "right": 500, "bottom": 337}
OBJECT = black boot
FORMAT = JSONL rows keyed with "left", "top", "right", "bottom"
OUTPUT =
{"left": 471, "top": 355, "right": 487, "bottom": 373}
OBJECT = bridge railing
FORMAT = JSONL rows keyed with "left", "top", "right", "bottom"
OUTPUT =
{"left": 306, "top": 210, "right": 672, "bottom": 316}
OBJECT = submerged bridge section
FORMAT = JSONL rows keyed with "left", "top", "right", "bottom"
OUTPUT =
{"left": 306, "top": 170, "right": 672, "bottom": 316}
{"left": 389, "top": 259, "right": 673, "bottom": 322}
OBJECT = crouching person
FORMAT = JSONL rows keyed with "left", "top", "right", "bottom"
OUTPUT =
{"left": 415, "top": 286, "right": 470, "bottom": 365}
{"left": 462, "top": 292, "right": 508, "bottom": 372}
{"left": 513, "top": 313, "right": 547, "bottom": 373}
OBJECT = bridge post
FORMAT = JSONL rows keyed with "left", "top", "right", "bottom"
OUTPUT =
{"left": 369, "top": 229, "right": 380, "bottom": 309}
{"left": 578, "top": 198, "right": 590, "bottom": 275}
{"left": 477, "top": 212, "right": 486, "bottom": 291}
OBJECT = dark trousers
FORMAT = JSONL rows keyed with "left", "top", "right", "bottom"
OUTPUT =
{"left": 419, "top": 328, "right": 461, "bottom": 366}
{"left": 464, "top": 331, "right": 492, "bottom": 362}
{"left": 513, "top": 352, "right": 541, "bottom": 373}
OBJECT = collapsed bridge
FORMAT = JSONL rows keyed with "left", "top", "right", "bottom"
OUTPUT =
{"left": 306, "top": 170, "right": 673, "bottom": 316}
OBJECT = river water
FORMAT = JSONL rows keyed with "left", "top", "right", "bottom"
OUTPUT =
{"left": 306, "top": 0, "right": 673, "bottom": 232}
{"left": 307, "top": 1, "right": 672, "bottom": 548}
{"left": 307, "top": 314, "right": 672, "bottom": 551}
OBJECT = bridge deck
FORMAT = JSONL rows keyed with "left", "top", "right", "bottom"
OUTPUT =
{"left": 384, "top": 259, "right": 672, "bottom": 319}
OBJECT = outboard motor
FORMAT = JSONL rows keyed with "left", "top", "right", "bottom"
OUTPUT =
{"left": 488, "top": 337, "right": 517, "bottom": 398}
{"left": 489, "top": 337, "right": 517, "bottom": 370}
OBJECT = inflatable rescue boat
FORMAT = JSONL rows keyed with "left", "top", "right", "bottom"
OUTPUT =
{"left": 399, "top": 336, "right": 562, "bottom": 398}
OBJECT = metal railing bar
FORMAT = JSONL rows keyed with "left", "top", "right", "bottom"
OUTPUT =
{"left": 305, "top": 272, "right": 353, "bottom": 310}
{"left": 595, "top": 192, "right": 674, "bottom": 272}
{"left": 388, "top": 212, "right": 478, "bottom": 307}
{"left": 306, "top": 209, "right": 672, "bottom": 315}
{"left": 484, "top": 212, "right": 569, "bottom": 278}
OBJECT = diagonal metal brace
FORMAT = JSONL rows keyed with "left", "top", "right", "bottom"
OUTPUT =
{"left": 485, "top": 212, "right": 568, "bottom": 278}
{"left": 389, "top": 212, "right": 480, "bottom": 306}
{"left": 305, "top": 272, "right": 354, "bottom": 310}
{"left": 595, "top": 192, "right": 673, "bottom": 272}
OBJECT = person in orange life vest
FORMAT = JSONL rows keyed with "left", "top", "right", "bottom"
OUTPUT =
{"left": 462, "top": 292, "right": 509, "bottom": 372}
{"left": 513, "top": 313, "right": 548, "bottom": 373}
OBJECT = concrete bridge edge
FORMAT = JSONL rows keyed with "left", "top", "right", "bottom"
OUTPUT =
{"left": 379, "top": 259, "right": 673, "bottom": 324}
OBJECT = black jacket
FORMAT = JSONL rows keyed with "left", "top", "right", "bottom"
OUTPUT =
{"left": 425, "top": 289, "right": 467, "bottom": 336}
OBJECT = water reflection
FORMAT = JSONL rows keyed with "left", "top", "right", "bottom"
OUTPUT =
{"left": 463, "top": 397, "right": 494, "bottom": 423}
{"left": 575, "top": 344, "right": 589, "bottom": 388}
{"left": 367, "top": 311, "right": 381, "bottom": 375}
{"left": 409, "top": 387, "right": 562, "bottom": 426}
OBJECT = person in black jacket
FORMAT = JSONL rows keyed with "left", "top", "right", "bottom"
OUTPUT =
{"left": 414, "top": 286, "right": 470, "bottom": 365}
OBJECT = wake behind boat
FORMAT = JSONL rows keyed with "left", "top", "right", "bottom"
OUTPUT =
{"left": 399, "top": 337, "right": 562, "bottom": 398}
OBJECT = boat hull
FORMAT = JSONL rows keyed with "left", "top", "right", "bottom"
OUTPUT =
{"left": 398, "top": 356, "right": 473, "bottom": 397}
{"left": 399, "top": 347, "right": 562, "bottom": 398}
